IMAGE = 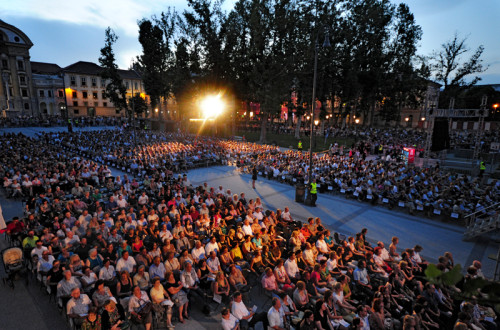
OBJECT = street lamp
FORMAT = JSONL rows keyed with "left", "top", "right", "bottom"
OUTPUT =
{"left": 354, "top": 118, "right": 360, "bottom": 124}
{"left": 306, "top": 25, "right": 330, "bottom": 206}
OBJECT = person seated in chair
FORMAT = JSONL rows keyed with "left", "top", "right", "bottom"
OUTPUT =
{"left": 231, "top": 291, "right": 269, "bottom": 329}
{"left": 66, "top": 287, "right": 91, "bottom": 327}
{"left": 129, "top": 285, "right": 153, "bottom": 330}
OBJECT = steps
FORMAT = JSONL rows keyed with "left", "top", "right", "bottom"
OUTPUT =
{"left": 464, "top": 206, "right": 500, "bottom": 240}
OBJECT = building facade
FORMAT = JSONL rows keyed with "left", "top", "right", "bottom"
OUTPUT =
{"left": 62, "top": 61, "right": 146, "bottom": 118}
{"left": 0, "top": 20, "right": 38, "bottom": 117}
{"left": 31, "top": 61, "right": 65, "bottom": 116}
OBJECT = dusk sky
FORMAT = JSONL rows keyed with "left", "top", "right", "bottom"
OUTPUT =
{"left": 1, "top": 0, "right": 499, "bottom": 84}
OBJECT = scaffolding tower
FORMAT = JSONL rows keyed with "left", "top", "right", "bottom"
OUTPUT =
{"left": 423, "top": 97, "right": 489, "bottom": 167}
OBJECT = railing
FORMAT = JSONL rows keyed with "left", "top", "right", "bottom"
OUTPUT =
{"left": 464, "top": 202, "right": 500, "bottom": 221}
{"left": 464, "top": 202, "right": 500, "bottom": 239}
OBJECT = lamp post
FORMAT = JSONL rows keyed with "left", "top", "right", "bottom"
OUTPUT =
{"left": 308, "top": 29, "right": 330, "bottom": 185}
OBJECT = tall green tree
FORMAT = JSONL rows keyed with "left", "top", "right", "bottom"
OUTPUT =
{"left": 379, "top": 3, "right": 426, "bottom": 122}
{"left": 138, "top": 18, "right": 169, "bottom": 117}
{"left": 99, "top": 28, "right": 128, "bottom": 117}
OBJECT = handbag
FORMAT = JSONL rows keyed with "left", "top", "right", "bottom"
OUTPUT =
{"left": 132, "top": 299, "right": 153, "bottom": 324}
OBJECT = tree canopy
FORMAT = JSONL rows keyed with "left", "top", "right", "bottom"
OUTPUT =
{"left": 102, "top": 0, "right": 490, "bottom": 135}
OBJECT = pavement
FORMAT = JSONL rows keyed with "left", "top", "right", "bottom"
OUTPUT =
{"left": 0, "top": 126, "right": 498, "bottom": 329}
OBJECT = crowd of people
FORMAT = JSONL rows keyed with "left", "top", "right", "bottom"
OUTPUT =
{"left": 43, "top": 128, "right": 500, "bottom": 222}
{"left": 0, "top": 128, "right": 498, "bottom": 330}
{"left": 0, "top": 115, "right": 124, "bottom": 128}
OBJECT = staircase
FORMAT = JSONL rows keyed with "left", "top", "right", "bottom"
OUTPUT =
{"left": 463, "top": 203, "right": 500, "bottom": 240}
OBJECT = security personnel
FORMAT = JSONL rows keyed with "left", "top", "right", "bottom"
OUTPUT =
{"left": 309, "top": 179, "right": 318, "bottom": 206}
{"left": 298, "top": 140, "right": 303, "bottom": 151}
{"left": 378, "top": 144, "right": 383, "bottom": 155}
{"left": 479, "top": 160, "right": 486, "bottom": 178}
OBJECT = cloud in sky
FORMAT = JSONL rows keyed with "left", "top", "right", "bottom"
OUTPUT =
{"left": 0, "top": 0, "right": 189, "bottom": 37}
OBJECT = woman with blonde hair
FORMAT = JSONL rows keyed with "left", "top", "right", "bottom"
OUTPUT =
{"left": 150, "top": 277, "right": 174, "bottom": 329}
{"left": 212, "top": 271, "right": 230, "bottom": 304}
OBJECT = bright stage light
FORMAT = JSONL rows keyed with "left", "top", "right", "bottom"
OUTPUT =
{"left": 201, "top": 95, "right": 225, "bottom": 119}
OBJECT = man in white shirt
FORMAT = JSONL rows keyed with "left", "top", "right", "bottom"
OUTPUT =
{"left": 267, "top": 297, "right": 285, "bottom": 330}
{"left": 281, "top": 207, "right": 293, "bottom": 222}
{"left": 316, "top": 232, "right": 329, "bottom": 255}
{"left": 353, "top": 260, "right": 373, "bottom": 297}
{"left": 66, "top": 287, "right": 91, "bottom": 326}
{"left": 284, "top": 252, "right": 300, "bottom": 280}
{"left": 31, "top": 240, "right": 48, "bottom": 259}
{"left": 205, "top": 236, "right": 220, "bottom": 256}
{"left": 117, "top": 195, "right": 128, "bottom": 209}
{"left": 242, "top": 219, "right": 253, "bottom": 237}
{"left": 221, "top": 308, "right": 239, "bottom": 330}
{"left": 37, "top": 251, "right": 55, "bottom": 273}
{"left": 231, "top": 291, "right": 268, "bottom": 329}
{"left": 191, "top": 240, "right": 206, "bottom": 262}
{"left": 252, "top": 207, "right": 264, "bottom": 221}
{"left": 138, "top": 192, "right": 149, "bottom": 206}
{"left": 99, "top": 259, "right": 116, "bottom": 282}
{"left": 326, "top": 252, "right": 338, "bottom": 272}
{"left": 377, "top": 241, "right": 392, "bottom": 262}
{"left": 116, "top": 251, "right": 136, "bottom": 273}
{"left": 207, "top": 251, "right": 221, "bottom": 274}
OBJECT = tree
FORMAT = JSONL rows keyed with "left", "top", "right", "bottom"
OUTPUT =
{"left": 99, "top": 28, "right": 128, "bottom": 117}
{"left": 431, "top": 33, "right": 488, "bottom": 108}
{"left": 130, "top": 93, "right": 148, "bottom": 117}
{"left": 379, "top": 3, "right": 427, "bottom": 122}
{"left": 138, "top": 18, "right": 169, "bottom": 117}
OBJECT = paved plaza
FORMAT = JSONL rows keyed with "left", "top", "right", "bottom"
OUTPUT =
{"left": 0, "top": 126, "right": 498, "bottom": 329}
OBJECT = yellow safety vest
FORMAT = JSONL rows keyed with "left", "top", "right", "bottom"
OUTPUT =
{"left": 480, "top": 162, "right": 486, "bottom": 170}
{"left": 310, "top": 182, "right": 317, "bottom": 194}
{"left": 298, "top": 142, "right": 303, "bottom": 149}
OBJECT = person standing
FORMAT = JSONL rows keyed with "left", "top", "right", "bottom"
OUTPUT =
{"left": 298, "top": 140, "right": 303, "bottom": 151}
{"left": 251, "top": 167, "right": 257, "bottom": 189}
{"left": 309, "top": 179, "right": 318, "bottom": 207}
{"left": 479, "top": 160, "right": 486, "bottom": 178}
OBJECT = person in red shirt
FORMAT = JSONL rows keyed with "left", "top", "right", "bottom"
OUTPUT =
{"left": 5, "top": 217, "right": 25, "bottom": 243}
